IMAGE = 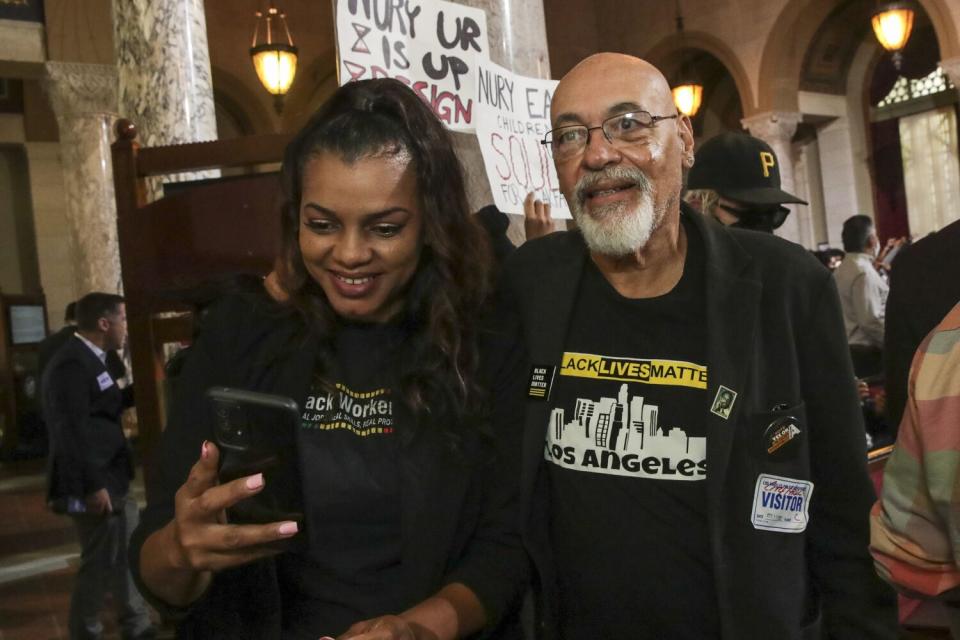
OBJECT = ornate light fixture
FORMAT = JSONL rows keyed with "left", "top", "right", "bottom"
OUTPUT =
{"left": 871, "top": 2, "right": 915, "bottom": 70}
{"left": 672, "top": 2, "right": 703, "bottom": 117}
{"left": 673, "top": 79, "right": 703, "bottom": 118}
{"left": 250, "top": 1, "right": 298, "bottom": 113}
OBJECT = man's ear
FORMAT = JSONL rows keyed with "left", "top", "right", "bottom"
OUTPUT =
{"left": 97, "top": 316, "right": 110, "bottom": 333}
{"left": 678, "top": 115, "right": 695, "bottom": 167}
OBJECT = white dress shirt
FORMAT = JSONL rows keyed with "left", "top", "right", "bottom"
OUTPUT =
{"left": 833, "top": 252, "right": 888, "bottom": 348}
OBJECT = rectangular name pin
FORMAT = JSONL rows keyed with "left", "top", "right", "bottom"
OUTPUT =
{"left": 96, "top": 371, "right": 115, "bottom": 391}
{"left": 528, "top": 365, "right": 556, "bottom": 401}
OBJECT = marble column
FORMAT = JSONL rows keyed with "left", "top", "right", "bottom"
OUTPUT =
{"left": 450, "top": 0, "right": 552, "bottom": 244}
{"left": 43, "top": 62, "right": 122, "bottom": 295}
{"left": 113, "top": 0, "right": 218, "bottom": 186}
{"left": 741, "top": 111, "right": 804, "bottom": 245}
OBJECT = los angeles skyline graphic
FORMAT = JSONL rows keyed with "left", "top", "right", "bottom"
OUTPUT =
{"left": 545, "top": 383, "right": 707, "bottom": 480}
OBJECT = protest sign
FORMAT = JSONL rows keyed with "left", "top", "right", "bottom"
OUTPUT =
{"left": 473, "top": 60, "right": 570, "bottom": 218}
{"left": 336, "top": 0, "right": 488, "bottom": 131}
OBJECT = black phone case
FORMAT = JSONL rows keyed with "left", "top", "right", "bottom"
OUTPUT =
{"left": 206, "top": 387, "right": 305, "bottom": 549}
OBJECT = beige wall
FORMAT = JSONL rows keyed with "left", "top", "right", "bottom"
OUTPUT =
{"left": 44, "top": 0, "right": 114, "bottom": 64}
{"left": 0, "top": 143, "right": 41, "bottom": 296}
{"left": 24, "top": 142, "right": 74, "bottom": 331}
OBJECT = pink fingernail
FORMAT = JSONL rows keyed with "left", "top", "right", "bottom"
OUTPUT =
{"left": 245, "top": 473, "right": 263, "bottom": 490}
{"left": 278, "top": 521, "right": 298, "bottom": 536}
{"left": 201, "top": 441, "right": 209, "bottom": 459}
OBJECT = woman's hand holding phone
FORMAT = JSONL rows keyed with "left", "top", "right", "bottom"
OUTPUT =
{"left": 169, "top": 440, "right": 300, "bottom": 571}
{"left": 140, "top": 440, "right": 299, "bottom": 607}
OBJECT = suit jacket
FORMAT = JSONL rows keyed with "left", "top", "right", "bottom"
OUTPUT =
{"left": 129, "top": 291, "right": 528, "bottom": 639}
{"left": 501, "top": 206, "right": 897, "bottom": 639}
{"left": 42, "top": 335, "right": 134, "bottom": 504}
{"left": 885, "top": 219, "right": 960, "bottom": 428}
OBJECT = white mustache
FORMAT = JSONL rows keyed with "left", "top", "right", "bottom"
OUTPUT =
{"left": 574, "top": 167, "right": 652, "bottom": 207}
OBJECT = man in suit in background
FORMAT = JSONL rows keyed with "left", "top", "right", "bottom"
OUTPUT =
{"left": 42, "top": 292, "right": 153, "bottom": 640}
{"left": 39, "top": 301, "right": 127, "bottom": 387}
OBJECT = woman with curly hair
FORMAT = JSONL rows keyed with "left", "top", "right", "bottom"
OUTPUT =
{"left": 131, "top": 78, "right": 527, "bottom": 640}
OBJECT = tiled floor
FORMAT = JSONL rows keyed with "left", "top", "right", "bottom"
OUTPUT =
{"left": 0, "top": 459, "right": 167, "bottom": 640}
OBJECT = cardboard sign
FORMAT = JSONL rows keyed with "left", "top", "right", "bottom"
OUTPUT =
{"left": 336, "top": 0, "right": 488, "bottom": 131}
{"left": 473, "top": 60, "right": 570, "bottom": 218}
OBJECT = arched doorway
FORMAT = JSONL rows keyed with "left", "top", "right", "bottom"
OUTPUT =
{"left": 757, "top": 0, "right": 960, "bottom": 248}
{"left": 658, "top": 48, "right": 746, "bottom": 145}
{"left": 867, "top": 16, "right": 958, "bottom": 242}
{"left": 645, "top": 31, "right": 751, "bottom": 144}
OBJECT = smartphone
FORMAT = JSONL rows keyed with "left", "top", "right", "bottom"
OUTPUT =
{"left": 881, "top": 242, "right": 902, "bottom": 266}
{"left": 206, "top": 387, "right": 304, "bottom": 546}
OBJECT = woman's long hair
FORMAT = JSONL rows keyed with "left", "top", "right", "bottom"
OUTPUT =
{"left": 278, "top": 78, "right": 492, "bottom": 443}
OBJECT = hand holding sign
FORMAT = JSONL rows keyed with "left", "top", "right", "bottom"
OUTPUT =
{"left": 474, "top": 60, "right": 570, "bottom": 218}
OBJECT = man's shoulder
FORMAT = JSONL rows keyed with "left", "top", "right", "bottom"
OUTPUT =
{"left": 722, "top": 225, "right": 827, "bottom": 285}
{"left": 503, "top": 230, "right": 583, "bottom": 279}
{"left": 44, "top": 338, "right": 95, "bottom": 384}
{"left": 897, "top": 220, "right": 960, "bottom": 273}
{"left": 191, "top": 289, "right": 302, "bottom": 364}
{"left": 512, "top": 230, "right": 583, "bottom": 261}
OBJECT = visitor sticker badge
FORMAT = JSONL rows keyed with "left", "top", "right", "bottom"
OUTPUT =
{"left": 96, "top": 371, "right": 115, "bottom": 391}
{"left": 528, "top": 365, "right": 556, "bottom": 401}
{"left": 751, "top": 474, "right": 813, "bottom": 533}
{"left": 710, "top": 385, "right": 737, "bottom": 419}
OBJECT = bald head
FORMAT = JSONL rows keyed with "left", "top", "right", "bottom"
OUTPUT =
{"left": 547, "top": 52, "right": 695, "bottom": 259}
{"left": 552, "top": 54, "right": 676, "bottom": 126}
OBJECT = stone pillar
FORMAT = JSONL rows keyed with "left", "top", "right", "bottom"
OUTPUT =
{"left": 741, "top": 111, "right": 803, "bottom": 245}
{"left": 43, "top": 62, "right": 122, "bottom": 295}
{"left": 113, "top": 0, "right": 217, "bottom": 184}
{"left": 451, "top": 0, "right": 551, "bottom": 244}
{"left": 941, "top": 57, "right": 960, "bottom": 96}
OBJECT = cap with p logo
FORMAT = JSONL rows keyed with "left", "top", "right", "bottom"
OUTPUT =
{"left": 687, "top": 132, "right": 807, "bottom": 206}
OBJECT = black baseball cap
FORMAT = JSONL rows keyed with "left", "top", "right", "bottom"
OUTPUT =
{"left": 687, "top": 132, "right": 807, "bottom": 206}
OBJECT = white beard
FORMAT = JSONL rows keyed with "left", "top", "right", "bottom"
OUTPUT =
{"left": 572, "top": 188, "right": 661, "bottom": 257}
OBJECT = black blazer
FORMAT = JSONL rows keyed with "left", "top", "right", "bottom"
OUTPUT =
{"left": 501, "top": 207, "right": 897, "bottom": 639}
{"left": 884, "top": 219, "right": 960, "bottom": 428}
{"left": 129, "top": 291, "right": 528, "bottom": 639}
{"left": 42, "top": 335, "right": 134, "bottom": 503}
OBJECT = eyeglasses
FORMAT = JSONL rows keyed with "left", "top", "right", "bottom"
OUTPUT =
{"left": 542, "top": 111, "right": 679, "bottom": 162}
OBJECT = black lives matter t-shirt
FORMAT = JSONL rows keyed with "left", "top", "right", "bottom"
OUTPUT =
{"left": 546, "top": 214, "right": 720, "bottom": 639}
{"left": 277, "top": 321, "right": 408, "bottom": 639}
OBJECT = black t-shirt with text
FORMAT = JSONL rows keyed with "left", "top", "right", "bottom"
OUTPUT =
{"left": 546, "top": 214, "right": 720, "bottom": 639}
{"left": 277, "top": 321, "right": 408, "bottom": 639}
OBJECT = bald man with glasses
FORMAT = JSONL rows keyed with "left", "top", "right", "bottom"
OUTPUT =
{"left": 500, "top": 53, "right": 895, "bottom": 639}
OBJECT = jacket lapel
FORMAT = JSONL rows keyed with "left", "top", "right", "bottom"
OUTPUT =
{"left": 688, "top": 212, "right": 761, "bottom": 517}
{"left": 520, "top": 235, "right": 587, "bottom": 512}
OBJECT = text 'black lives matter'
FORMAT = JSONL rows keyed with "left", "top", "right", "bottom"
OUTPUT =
{"left": 528, "top": 365, "right": 557, "bottom": 401}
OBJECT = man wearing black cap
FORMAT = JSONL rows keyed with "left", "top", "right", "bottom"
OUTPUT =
{"left": 685, "top": 131, "right": 807, "bottom": 233}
